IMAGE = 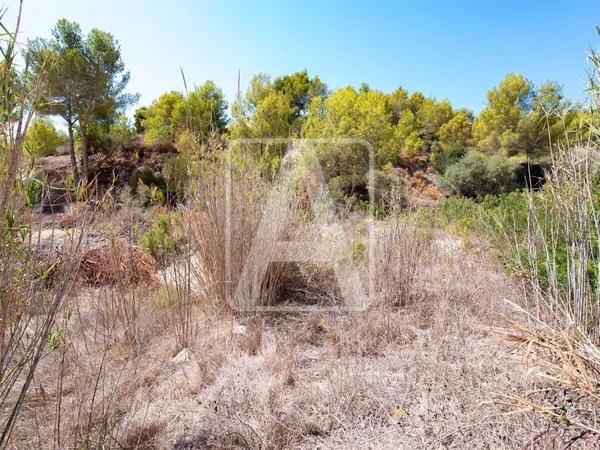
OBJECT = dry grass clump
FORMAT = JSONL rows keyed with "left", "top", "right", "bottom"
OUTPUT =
{"left": 79, "top": 238, "right": 157, "bottom": 286}
{"left": 8, "top": 280, "right": 176, "bottom": 449}
{"left": 375, "top": 216, "right": 429, "bottom": 307}
{"left": 188, "top": 153, "right": 344, "bottom": 310}
{"left": 121, "top": 421, "right": 165, "bottom": 450}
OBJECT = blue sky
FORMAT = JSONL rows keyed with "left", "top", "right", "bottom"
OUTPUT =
{"left": 5, "top": 0, "right": 600, "bottom": 114}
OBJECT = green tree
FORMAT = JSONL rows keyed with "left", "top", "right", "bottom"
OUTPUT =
{"left": 24, "top": 118, "right": 67, "bottom": 158}
{"left": 394, "top": 109, "right": 417, "bottom": 141}
{"left": 474, "top": 74, "right": 575, "bottom": 157}
{"left": 439, "top": 113, "right": 472, "bottom": 148}
{"left": 272, "top": 69, "right": 327, "bottom": 119}
{"left": 387, "top": 87, "right": 409, "bottom": 125}
{"left": 302, "top": 87, "right": 400, "bottom": 194}
{"left": 516, "top": 82, "right": 574, "bottom": 157}
{"left": 29, "top": 19, "right": 137, "bottom": 181}
{"left": 108, "top": 115, "right": 134, "bottom": 150}
{"left": 180, "top": 80, "right": 228, "bottom": 142}
{"left": 133, "top": 106, "right": 149, "bottom": 133}
{"left": 142, "top": 91, "right": 186, "bottom": 145}
{"left": 417, "top": 98, "right": 454, "bottom": 137}
{"left": 402, "top": 130, "right": 426, "bottom": 157}
{"left": 472, "top": 73, "right": 533, "bottom": 154}
{"left": 231, "top": 70, "right": 326, "bottom": 141}
{"left": 230, "top": 88, "right": 294, "bottom": 140}
{"left": 407, "top": 91, "right": 425, "bottom": 114}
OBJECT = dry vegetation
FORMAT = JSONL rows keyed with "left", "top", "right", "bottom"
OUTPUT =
{"left": 3, "top": 5, "right": 600, "bottom": 449}
{"left": 4, "top": 158, "right": 597, "bottom": 449}
{"left": 7, "top": 220, "right": 534, "bottom": 449}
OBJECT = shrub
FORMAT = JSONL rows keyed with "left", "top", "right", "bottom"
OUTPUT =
{"left": 139, "top": 213, "right": 183, "bottom": 264}
{"left": 163, "top": 152, "right": 191, "bottom": 204}
{"left": 108, "top": 115, "right": 135, "bottom": 150}
{"left": 129, "top": 167, "right": 167, "bottom": 203}
{"left": 439, "top": 150, "right": 517, "bottom": 197}
{"left": 18, "top": 176, "right": 45, "bottom": 206}
{"left": 431, "top": 144, "right": 466, "bottom": 174}
{"left": 431, "top": 196, "right": 481, "bottom": 237}
{"left": 80, "top": 238, "right": 157, "bottom": 286}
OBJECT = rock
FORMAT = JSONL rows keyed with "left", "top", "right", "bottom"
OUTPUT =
{"left": 233, "top": 324, "right": 247, "bottom": 335}
{"left": 172, "top": 348, "right": 192, "bottom": 364}
{"left": 55, "top": 143, "right": 72, "bottom": 156}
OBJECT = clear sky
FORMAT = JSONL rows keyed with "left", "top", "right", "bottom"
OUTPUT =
{"left": 5, "top": 0, "right": 600, "bottom": 115}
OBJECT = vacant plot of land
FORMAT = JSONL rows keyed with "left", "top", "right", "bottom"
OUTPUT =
{"left": 10, "top": 230, "right": 558, "bottom": 450}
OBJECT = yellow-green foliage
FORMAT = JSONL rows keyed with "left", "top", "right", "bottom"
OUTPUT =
{"left": 139, "top": 212, "right": 183, "bottom": 263}
{"left": 24, "top": 118, "right": 67, "bottom": 158}
{"left": 439, "top": 113, "right": 472, "bottom": 148}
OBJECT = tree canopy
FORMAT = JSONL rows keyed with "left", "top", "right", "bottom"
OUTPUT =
{"left": 29, "top": 19, "right": 137, "bottom": 181}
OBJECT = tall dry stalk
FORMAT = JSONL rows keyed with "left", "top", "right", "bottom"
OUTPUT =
{"left": 520, "top": 145, "right": 600, "bottom": 343}
{"left": 0, "top": 216, "right": 89, "bottom": 447}
{"left": 188, "top": 153, "right": 295, "bottom": 309}
{"left": 375, "top": 215, "right": 428, "bottom": 307}
{"left": 188, "top": 147, "right": 347, "bottom": 310}
{"left": 500, "top": 40, "right": 600, "bottom": 431}
{"left": 0, "top": 1, "right": 43, "bottom": 215}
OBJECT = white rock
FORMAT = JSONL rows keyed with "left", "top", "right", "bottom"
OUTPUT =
{"left": 233, "top": 324, "right": 247, "bottom": 335}
{"left": 172, "top": 348, "right": 192, "bottom": 364}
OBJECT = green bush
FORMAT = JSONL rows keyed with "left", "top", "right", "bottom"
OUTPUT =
{"left": 431, "top": 196, "right": 481, "bottom": 236}
{"left": 139, "top": 213, "right": 183, "bottom": 264}
{"left": 162, "top": 154, "right": 190, "bottom": 203}
{"left": 19, "top": 177, "right": 44, "bottom": 206}
{"left": 430, "top": 189, "right": 529, "bottom": 245}
{"left": 478, "top": 190, "right": 529, "bottom": 239}
{"left": 431, "top": 144, "right": 466, "bottom": 174}
{"left": 129, "top": 167, "right": 167, "bottom": 203}
{"left": 439, "top": 150, "right": 517, "bottom": 197}
{"left": 108, "top": 115, "right": 135, "bottom": 150}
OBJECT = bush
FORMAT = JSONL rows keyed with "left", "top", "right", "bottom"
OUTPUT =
{"left": 371, "top": 169, "right": 404, "bottom": 214}
{"left": 129, "top": 167, "right": 167, "bottom": 203}
{"left": 108, "top": 115, "right": 135, "bottom": 150}
{"left": 431, "top": 144, "right": 466, "bottom": 174}
{"left": 162, "top": 130, "right": 198, "bottom": 204}
{"left": 431, "top": 196, "right": 481, "bottom": 236}
{"left": 439, "top": 150, "right": 517, "bottom": 197}
{"left": 139, "top": 213, "right": 183, "bottom": 264}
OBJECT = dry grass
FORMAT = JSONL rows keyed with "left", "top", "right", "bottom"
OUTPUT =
{"left": 187, "top": 153, "right": 343, "bottom": 311}
{"left": 79, "top": 238, "right": 157, "bottom": 286}
{"left": 7, "top": 212, "right": 551, "bottom": 449}
{"left": 8, "top": 151, "right": 596, "bottom": 449}
{"left": 375, "top": 216, "right": 429, "bottom": 308}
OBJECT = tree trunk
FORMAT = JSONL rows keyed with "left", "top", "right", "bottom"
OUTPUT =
{"left": 67, "top": 123, "right": 80, "bottom": 186}
{"left": 80, "top": 121, "right": 89, "bottom": 182}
